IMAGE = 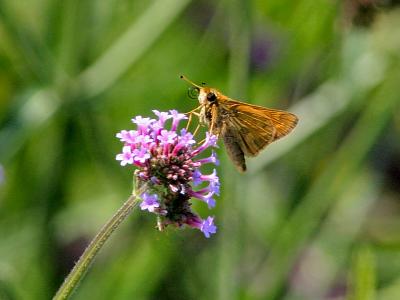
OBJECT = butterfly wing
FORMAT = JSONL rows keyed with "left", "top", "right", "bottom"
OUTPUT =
{"left": 220, "top": 123, "right": 247, "bottom": 172}
{"left": 219, "top": 99, "right": 298, "bottom": 157}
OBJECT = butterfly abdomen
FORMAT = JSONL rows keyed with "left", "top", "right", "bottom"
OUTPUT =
{"left": 222, "top": 129, "right": 246, "bottom": 172}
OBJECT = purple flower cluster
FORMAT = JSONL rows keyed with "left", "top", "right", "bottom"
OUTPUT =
{"left": 116, "top": 110, "right": 219, "bottom": 238}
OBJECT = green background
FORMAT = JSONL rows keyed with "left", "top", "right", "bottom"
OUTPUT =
{"left": 1, "top": 1, "right": 400, "bottom": 299}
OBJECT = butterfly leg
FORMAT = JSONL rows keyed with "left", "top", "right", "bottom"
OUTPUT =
{"left": 209, "top": 105, "right": 218, "bottom": 135}
{"left": 185, "top": 112, "right": 193, "bottom": 131}
{"left": 186, "top": 111, "right": 202, "bottom": 131}
{"left": 192, "top": 124, "right": 201, "bottom": 138}
{"left": 185, "top": 106, "right": 202, "bottom": 130}
{"left": 184, "top": 105, "right": 202, "bottom": 115}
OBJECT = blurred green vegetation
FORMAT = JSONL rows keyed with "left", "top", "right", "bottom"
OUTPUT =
{"left": 1, "top": 1, "right": 400, "bottom": 299}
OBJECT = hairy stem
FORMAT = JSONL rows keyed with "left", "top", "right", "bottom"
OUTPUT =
{"left": 53, "top": 186, "right": 144, "bottom": 300}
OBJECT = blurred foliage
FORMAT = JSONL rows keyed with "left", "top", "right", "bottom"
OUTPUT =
{"left": 1, "top": 0, "right": 400, "bottom": 299}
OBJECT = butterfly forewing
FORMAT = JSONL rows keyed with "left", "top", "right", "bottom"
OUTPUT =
{"left": 259, "top": 108, "right": 298, "bottom": 141}
{"left": 219, "top": 99, "right": 298, "bottom": 155}
{"left": 225, "top": 114, "right": 274, "bottom": 157}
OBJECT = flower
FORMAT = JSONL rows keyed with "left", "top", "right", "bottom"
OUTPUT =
{"left": 169, "top": 109, "right": 187, "bottom": 131}
{"left": 152, "top": 110, "right": 172, "bottom": 127}
{"left": 131, "top": 116, "right": 154, "bottom": 134}
{"left": 116, "top": 146, "right": 134, "bottom": 166}
{"left": 186, "top": 216, "right": 217, "bottom": 238}
{"left": 140, "top": 193, "right": 160, "bottom": 213}
{"left": 201, "top": 217, "right": 217, "bottom": 238}
{"left": 196, "top": 150, "right": 219, "bottom": 165}
{"left": 116, "top": 110, "right": 219, "bottom": 238}
{"left": 116, "top": 130, "right": 138, "bottom": 144}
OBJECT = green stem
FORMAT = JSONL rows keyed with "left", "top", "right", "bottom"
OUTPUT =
{"left": 53, "top": 187, "right": 144, "bottom": 300}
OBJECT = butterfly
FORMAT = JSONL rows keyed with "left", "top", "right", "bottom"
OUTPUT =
{"left": 181, "top": 75, "right": 298, "bottom": 172}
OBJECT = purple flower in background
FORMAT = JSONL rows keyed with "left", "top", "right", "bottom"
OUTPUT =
{"left": 250, "top": 30, "right": 278, "bottom": 72}
{"left": 116, "top": 110, "right": 219, "bottom": 238}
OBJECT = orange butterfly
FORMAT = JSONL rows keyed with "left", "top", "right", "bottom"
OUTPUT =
{"left": 181, "top": 75, "right": 298, "bottom": 172}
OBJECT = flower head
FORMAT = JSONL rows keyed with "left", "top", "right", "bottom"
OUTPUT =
{"left": 116, "top": 110, "right": 219, "bottom": 238}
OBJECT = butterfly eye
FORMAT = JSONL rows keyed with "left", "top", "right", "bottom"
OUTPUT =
{"left": 207, "top": 92, "right": 217, "bottom": 102}
{"left": 188, "top": 87, "right": 200, "bottom": 99}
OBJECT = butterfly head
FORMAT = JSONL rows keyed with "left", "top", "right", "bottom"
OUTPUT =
{"left": 180, "top": 75, "right": 220, "bottom": 105}
{"left": 198, "top": 87, "right": 220, "bottom": 105}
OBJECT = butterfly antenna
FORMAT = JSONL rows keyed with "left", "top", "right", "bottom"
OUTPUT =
{"left": 180, "top": 75, "right": 202, "bottom": 89}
